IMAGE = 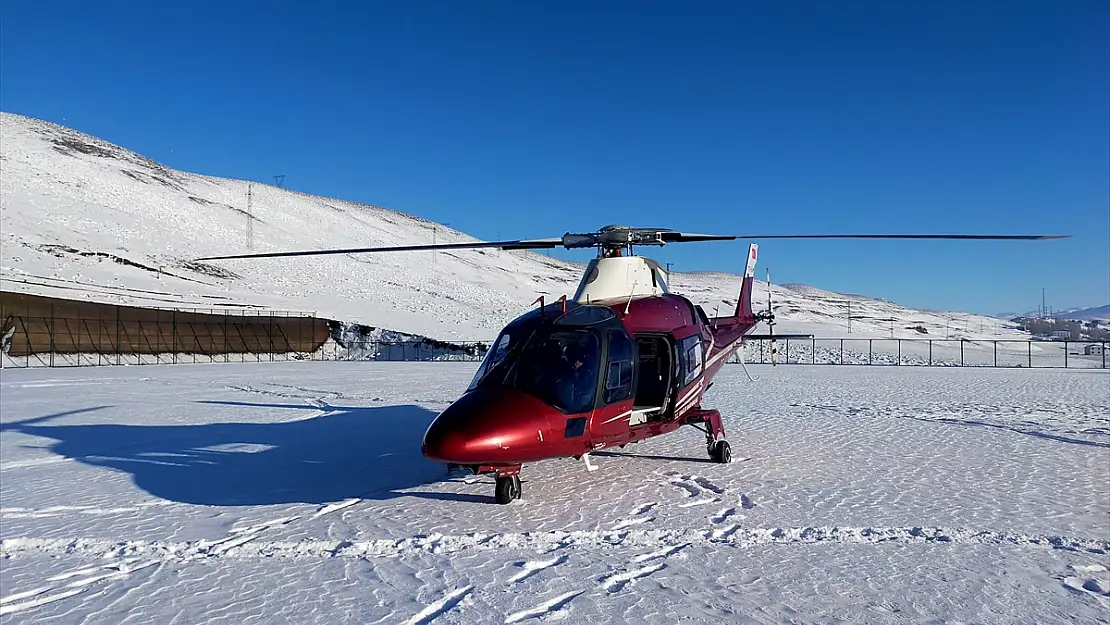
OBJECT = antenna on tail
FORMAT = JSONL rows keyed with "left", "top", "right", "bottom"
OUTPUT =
{"left": 767, "top": 269, "right": 777, "bottom": 366}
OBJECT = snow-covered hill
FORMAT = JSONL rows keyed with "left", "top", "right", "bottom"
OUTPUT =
{"left": 1048, "top": 305, "right": 1110, "bottom": 322}
{"left": 998, "top": 305, "right": 1110, "bottom": 323}
{"left": 0, "top": 112, "right": 1033, "bottom": 347}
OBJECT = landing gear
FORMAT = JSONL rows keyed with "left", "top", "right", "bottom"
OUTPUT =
{"left": 449, "top": 463, "right": 525, "bottom": 504}
{"left": 709, "top": 440, "right": 732, "bottom": 463}
{"left": 495, "top": 475, "right": 522, "bottom": 504}
{"left": 684, "top": 408, "right": 733, "bottom": 464}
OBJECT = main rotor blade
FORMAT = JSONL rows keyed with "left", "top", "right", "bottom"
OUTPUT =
{"left": 660, "top": 232, "right": 739, "bottom": 242}
{"left": 195, "top": 238, "right": 564, "bottom": 261}
{"left": 665, "top": 233, "right": 1067, "bottom": 242}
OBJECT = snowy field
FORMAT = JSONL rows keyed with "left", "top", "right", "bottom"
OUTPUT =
{"left": 1, "top": 362, "right": 1108, "bottom": 623}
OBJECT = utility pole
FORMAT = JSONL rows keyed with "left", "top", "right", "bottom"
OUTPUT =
{"left": 273, "top": 174, "right": 286, "bottom": 188}
{"left": 666, "top": 262, "right": 673, "bottom": 273}
{"left": 433, "top": 223, "right": 451, "bottom": 265}
{"left": 246, "top": 182, "right": 253, "bottom": 250}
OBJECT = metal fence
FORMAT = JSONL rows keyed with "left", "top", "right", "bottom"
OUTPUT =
{"left": 0, "top": 305, "right": 331, "bottom": 368}
{"left": 740, "top": 337, "right": 1109, "bottom": 369}
{"left": 3, "top": 327, "right": 1107, "bottom": 370}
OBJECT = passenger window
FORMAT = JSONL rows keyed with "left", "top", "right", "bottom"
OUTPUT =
{"left": 682, "top": 336, "right": 703, "bottom": 385}
{"left": 604, "top": 330, "right": 634, "bottom": 403}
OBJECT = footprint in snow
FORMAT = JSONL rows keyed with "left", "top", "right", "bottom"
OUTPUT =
{"left": 611, "top": 516, "right": 655, "bottom": 530}
{"left": 598, "top": 563, "right": 666, "bottom": 593}
{"left": 711, "top": 507, "right": 737, "bottom": 524}
{"left": 507, "top": 555, "right": 568, "bottom": 584}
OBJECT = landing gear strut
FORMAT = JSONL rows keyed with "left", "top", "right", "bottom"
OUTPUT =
{"left": 684, "top": 408, "right": 732, "bottom": 464}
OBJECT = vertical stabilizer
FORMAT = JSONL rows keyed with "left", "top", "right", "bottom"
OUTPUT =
{"left": 734, "top": 243, "right": 758, "bottom": 318}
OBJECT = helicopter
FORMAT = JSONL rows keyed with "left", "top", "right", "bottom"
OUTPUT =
{"left": 198, "top": 225, "right": 1065, "bottom": 504}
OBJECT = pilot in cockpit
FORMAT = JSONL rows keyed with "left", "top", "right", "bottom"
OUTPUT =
{"left": 561, "top": 341, "right": 597, "bottom": 410}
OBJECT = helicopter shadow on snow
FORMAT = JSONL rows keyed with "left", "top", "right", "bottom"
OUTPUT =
{"left": 0, "top": 401, "right": 490, "bottom": 506}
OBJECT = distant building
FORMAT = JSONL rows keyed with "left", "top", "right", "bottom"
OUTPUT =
{"left": 1051, "top": 330, "right": 1071, "bottom": 340}
{"left": 1083, "top": 343, "right": 1105, "bottom": 356}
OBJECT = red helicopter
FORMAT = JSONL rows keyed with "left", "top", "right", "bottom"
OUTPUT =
{"left": 200, "top": 225, "right": 1064, "bottom": 503}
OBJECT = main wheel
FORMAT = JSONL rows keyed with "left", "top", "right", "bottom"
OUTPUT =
{"left": 494, "top": 475, "right": 522, "bottom": 504}
{"left": 709, "top": 440, "right": 732, "bottom": 464}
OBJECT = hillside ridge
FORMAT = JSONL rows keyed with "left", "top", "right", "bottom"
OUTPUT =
{"left": 1, "top": 111, "right": 1027, "bottom": 344}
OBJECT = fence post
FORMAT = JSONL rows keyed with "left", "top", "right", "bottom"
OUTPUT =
{"left": 868, "top": 339, "right": 872, "bottom": 365}
{"left": 1064, "top": 341, "right": 1068, "bottom": 369}
{"left": 811, "top": 338, "right": 815, "bottom": 364}
{"left": 172, "top": 309, "right": 178, "bottom": 364}
{"left": 994, "top": 341, "right": 997, "bottom": 368}
{"left": 928, "top": 340, "right": 932, "bottom": 366}
{"left": 49, "top": 304, "right": 55, "bottom": 367}
{"left": 1028, "top": 341, "right": 1032, "bottom": 368}
{"left": 897, "top": 339, "right": 901, "bottom": 365}
{"left": 961, "top": 340, "right": 964, "bottom": 366}
{"left": 840, "top": 339, "right": 843, "bottom": 364}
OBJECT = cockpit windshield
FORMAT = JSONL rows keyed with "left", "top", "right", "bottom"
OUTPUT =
{"left": 506, "top": 330, "right": 600, "bottom": 414}
{"left": 468, "top": 303, "right": 618, "bottom": 412}
{"left": 468, "top": 324, "right": 534, "bottom": 391}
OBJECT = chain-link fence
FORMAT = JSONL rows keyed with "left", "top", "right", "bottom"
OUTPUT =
{"left": 737, "top": 337, "right": 1109, "bottom": 369}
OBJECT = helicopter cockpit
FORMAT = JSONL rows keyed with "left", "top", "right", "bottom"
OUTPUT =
{"left": 467, "top": 303, "right": 628, "bottom": 414}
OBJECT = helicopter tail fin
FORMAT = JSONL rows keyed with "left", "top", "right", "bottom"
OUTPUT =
{"left": 734, "top": 243, "right": 758, "bottom": 319}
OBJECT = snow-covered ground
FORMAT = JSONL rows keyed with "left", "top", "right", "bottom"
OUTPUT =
{"left": 2, "top": 111, "right": 1052, "bottom": 369}
{"left": 2, "top": 362, "right": 1107, "bottom": 623}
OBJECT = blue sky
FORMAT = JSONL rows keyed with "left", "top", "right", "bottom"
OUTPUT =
{"left": 2, "top": 1, "right": 1107, "bottom": 315}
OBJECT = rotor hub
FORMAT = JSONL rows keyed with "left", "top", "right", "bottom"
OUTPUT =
{"left": 562, "top": 226, "right": 674, "bottom": 257}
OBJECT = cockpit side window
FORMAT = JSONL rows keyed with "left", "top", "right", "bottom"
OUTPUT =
{"left": 509, "top": 330, "right": 601, "bottom": 414}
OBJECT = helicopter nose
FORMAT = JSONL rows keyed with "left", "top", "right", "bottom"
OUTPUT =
{"left": 422, "top": 388, "right": 553, "bottom": 464}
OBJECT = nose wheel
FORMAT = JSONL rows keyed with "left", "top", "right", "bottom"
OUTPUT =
{"left": 495, "top": 475, "right": 522, "bottom": 504}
